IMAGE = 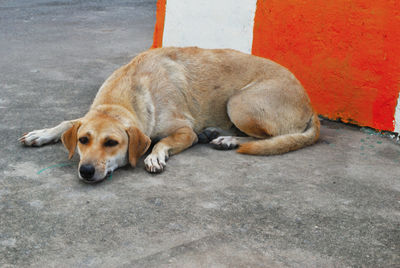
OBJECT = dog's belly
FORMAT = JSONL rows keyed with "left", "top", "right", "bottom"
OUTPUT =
{"left": 186, "top": 86, "right": 242, "bottom": 133}
{"left": 195, "top": 101, "right": 233, "bottom": 131}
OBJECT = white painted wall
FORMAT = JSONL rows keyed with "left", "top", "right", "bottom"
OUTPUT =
{"left": 394, "top": 93, "right": 400, "bottom": 133}
{"left": 162, "top": 0, "right": 257, "bottom": 54}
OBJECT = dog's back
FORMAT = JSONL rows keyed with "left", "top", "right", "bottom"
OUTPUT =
{"left": 124, "top": 47, "right": 313, "bottom": 132}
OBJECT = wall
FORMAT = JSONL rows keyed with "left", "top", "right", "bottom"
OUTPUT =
{"left": 152, "top": 0, "right": 400, "bottom": 132}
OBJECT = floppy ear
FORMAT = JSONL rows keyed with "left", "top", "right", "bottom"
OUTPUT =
{"left": 126, "top": 127, "right": 151, "bottom": 167}
{"left": 61, "top": 121, "right": 82, "bottom": 160}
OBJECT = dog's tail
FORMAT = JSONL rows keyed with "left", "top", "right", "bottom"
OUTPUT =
{"left": 237, "top": 113, "right": 320, "bottom": 155}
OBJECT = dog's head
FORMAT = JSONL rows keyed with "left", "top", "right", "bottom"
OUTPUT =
{"left": 61, "top": 117, "right": 150, "bottom": 183}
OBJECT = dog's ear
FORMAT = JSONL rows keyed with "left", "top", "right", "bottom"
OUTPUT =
{"left": 126, "top": 127, "right": 151, "bottom": 167}
{"left": 61, "top": 121, "right": 82, "bottom": 160}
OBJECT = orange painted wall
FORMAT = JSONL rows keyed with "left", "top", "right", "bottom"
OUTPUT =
{"left": 152, "top": 0, "right": 166, "bottom": 48}
{"left": 152, "top": 0, "right": 400, "bottom": 131}
{"left": 252, "top": 0, "right": 400, "bottom": 131}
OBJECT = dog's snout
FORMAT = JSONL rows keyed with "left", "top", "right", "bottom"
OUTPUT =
{"left": 79, "top": 164, "right": 95, "bottom": 180}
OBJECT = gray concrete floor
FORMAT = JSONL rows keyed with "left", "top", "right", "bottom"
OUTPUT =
{"left": 1, "top": 1, "right": 399, "bottom": 267}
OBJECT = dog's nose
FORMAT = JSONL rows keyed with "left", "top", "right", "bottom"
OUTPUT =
{"left": 79, "top": 164, "right": 95, "bottom": 180}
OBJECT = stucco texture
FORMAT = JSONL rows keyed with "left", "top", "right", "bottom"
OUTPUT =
{"left": 252, "top": 0, "right": 400, "bottom": 131}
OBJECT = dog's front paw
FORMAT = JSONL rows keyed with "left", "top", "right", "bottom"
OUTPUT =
{"left": 144, "top": 152, "right": 168, "bottom": 173}
{"left": 18, "top": 129, "right": 57, "bottom": 146}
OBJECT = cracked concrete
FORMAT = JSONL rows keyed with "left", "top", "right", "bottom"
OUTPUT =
{"left": 1, "top": 1, "right": 399, "bottom": 267}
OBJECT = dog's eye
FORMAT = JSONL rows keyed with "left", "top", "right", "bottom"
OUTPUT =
{"left": 79, "top": 137, "right": 89, "bottom": 144}
{"left": 104, "top": 139, "right": 119, "bottom": 147}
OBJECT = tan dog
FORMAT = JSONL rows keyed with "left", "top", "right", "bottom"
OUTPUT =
{"left": 19, "top": 47, "right": 320, "bottom": 182}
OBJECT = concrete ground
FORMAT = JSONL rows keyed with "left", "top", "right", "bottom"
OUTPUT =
{"left": 1, "top": 0, "right": 399, "bottom": 267}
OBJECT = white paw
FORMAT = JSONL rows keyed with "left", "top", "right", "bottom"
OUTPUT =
{"left": 18, "top": 129, "right": 57, "bottom": 146}
{"left": 144, "top": 151, "right": 168, "bottom": 173}
{"left": 210, "top": 136, "right": 239, "bottom": 150}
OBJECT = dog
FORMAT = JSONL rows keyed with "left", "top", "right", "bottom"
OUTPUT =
{"left": 19, "top": 47, "right": 320, "bottom": 183}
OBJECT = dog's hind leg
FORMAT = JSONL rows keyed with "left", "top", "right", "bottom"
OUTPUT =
{"left": 197, "top": 126, "right": 243, "bottom": 144}
{"left": 19, "top": 119, "right": 80, "bottom": 146}
{"left": 225, "top": 79, "right": 319, "bottom": 155}
{"left": 210, "top": 136, "right": 257, "bottom": 150}
{"left": 197, "top": 127, "right": 221, "bottom": 144}
{"left": 144, "top": 126, "right": 198, "bottom": 173}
